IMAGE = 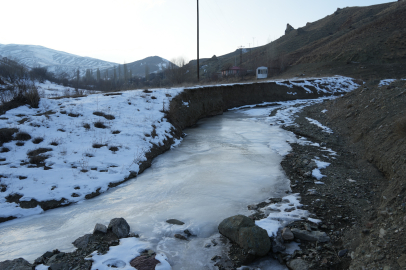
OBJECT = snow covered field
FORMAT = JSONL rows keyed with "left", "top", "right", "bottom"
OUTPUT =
{"left": 0, "top": 87, "right": 183, "bottom": 219}
{"left": 37, "top": 81, "right": 96, "bottom": 98}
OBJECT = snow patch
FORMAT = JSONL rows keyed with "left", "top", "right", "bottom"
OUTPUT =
{"left": 379, "top": 79, "right": 396, "bottom": 87}
{"left": 305, "top": 117, "right": 333, "bottom": 133}
{"left": 256, "top": 194, "right": 309, "bottom": 237}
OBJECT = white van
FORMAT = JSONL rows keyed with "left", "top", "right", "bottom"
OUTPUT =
{"left": 256, "top": 67, "right": 268, "bottom": 79}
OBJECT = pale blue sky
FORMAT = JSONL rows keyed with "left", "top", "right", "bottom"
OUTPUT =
{"left": 0, "top": 0, "right": 395, "bottom": 64}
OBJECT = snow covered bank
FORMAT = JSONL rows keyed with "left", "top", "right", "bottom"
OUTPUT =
{"left": 0, "top": 87, "right": 182, "bottom": 220}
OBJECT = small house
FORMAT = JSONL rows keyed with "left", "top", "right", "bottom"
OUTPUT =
{"left": 221, "top": 66, "right": 246, "bottom": 77}
{"left": 256, "top": 67, "right": 268, "bottom": 79}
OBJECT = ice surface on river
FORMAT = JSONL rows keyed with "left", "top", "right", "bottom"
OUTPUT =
{"left": 0, "top": 106, "right": 296, "bottom": 269}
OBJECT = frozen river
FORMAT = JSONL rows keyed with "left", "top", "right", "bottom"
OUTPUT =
{"left": 0, "top": 103, "right": 306, "bottom": 269}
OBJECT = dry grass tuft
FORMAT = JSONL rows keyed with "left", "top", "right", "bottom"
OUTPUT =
{"left": 1, "top": 147, "right": 10, "bottom": 153}
{"left": 94, "top": 121, "right": 107, "bottom": 129}
{"left": 15, "top": 131, "right": 31, "bottom": 141}
{"left": 83, "top": 123, "right": 91, "bottom": 130}
{"left": 92, "top": 143, "right": 107, "bottom": 148}
{"left": 32, "top": 137, "right": 44, "bottom": 144}
{"left": 27, "top": 147, "right": 52, "bottom": 165}
{"left": 109, "top": 146, "right": 119, "bottom": 152}
{"left": 93, "top": 111, "right": 115, "bottom": 120}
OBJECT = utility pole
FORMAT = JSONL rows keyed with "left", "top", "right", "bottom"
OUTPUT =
{"left": 238, "top": 46, "right": 244, "bottom": 66}
{"left": 197, "top": 0, "right": 199, "bottom": 82}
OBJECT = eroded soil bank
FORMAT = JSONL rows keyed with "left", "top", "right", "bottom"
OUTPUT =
{"left": 278, "top": 79, "right": 406, "bottom": 270}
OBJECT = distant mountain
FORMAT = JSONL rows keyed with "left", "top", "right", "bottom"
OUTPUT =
{"left": 0, "top": 44, "right": 118, "bottom": 77}
{"left": 104, "top": 56, "right": 171, "bottom": 78}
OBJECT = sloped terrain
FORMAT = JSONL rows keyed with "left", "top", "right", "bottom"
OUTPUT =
{"left": 193, "top": 1, "right": 406, "bottom": 81}
{"left": 103, "top": 56, "right": 171, "bottom": 78}
{"left": 286, "top": 79, "right": 406, "bottom": 269}
{"left": 0, "top": 44, "right": 118, "bottom": 77}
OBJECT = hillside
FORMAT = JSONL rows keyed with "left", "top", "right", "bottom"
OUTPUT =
{"left": 191, "top": 1, "right": 406, "bottom": 81}
{"left": 0, "top": 44, "right": 118, "bottom": 77}
{"left": 103, "top": 56, "right": 171, "bottom": 78}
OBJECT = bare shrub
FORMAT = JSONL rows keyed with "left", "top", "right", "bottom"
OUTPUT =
{"left": 109, "top": 146, "right": 119, "bottom": 152}
{"left": 15, "top": 131, "right": 31, "bottom": 141}
{"left": 112, "top": 130, "right": 121, "bottom": 134}
{"left": 68, "top": 113, "right": 81, "bottom": 117}
{"left": 94, "top": 121, "right": 107, "bottom": 129}
{"left": 1, "top": 147, "right": 10, "bottom": 153}
{"left": 151, "top": 125, "right": 157, "bottom": 138}
{"left": 0, "top": 128, "right": 18, "bottom": 145}
{"left": 29, "top": 154, "right": 49, "bottom": 165}
{"left": 92, "top": 143, "right": 107, "bottom": 148}
{"left": 93, "top": 111, "right": 104, "bottom": 117}
{"left": 27, "top": 147, "right": 52, "bottom": 165}
{"left": 27, "top": 147, "right": 52, "bottom": 157}
{"left": 32, "top": 137, "right": 44, "bottom": 144}
{"left": 83, "top": 123, "right": 90, "bottom": 130}
{"left": 16, "top": 141, "right": 24, "bottom": 146}
{"left": 24, "top": 86, "right": 40, "bottom": 108}
{"left": 49, "top": 139, "right": 59, "bottom": 146}
{"left": 93, "top": 111, "right": 115, "bottom": 120}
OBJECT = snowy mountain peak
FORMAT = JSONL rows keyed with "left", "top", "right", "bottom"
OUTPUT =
{"left": 0, "top": 43, "right": 118, "bottom": 77}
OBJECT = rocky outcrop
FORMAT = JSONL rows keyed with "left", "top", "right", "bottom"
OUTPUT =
{"left": 166, "top": 219, "right": 185, "bottom": 225}
{"left": 287, "top": 258, "right": 309, "bottom": 270}
{"left": 218, "top": 215, "right": 270, "bottom": 256}
{"left": 108, "top": 218, "right": 130, "bottom": 238}
{"left": 93, "top": 223, "right": 107, "bottom": 234}
{"left": 130, "top": 254, "right": 160, "bottom": 270}
{"left": 291, "top": 228, "right": 330, "bottom": 242}
{"left": 0, "top": 258, "right": 32, "bottom": 270}
{"left": 285, "top": 23, "right": 295, "bottom": 35}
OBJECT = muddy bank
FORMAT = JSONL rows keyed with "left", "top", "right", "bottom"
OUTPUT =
{"left": 167, "top": 80, "right": 343, "bottom": 130}
{"left": 269, "top": 79, "right": 406, "bottom": 270}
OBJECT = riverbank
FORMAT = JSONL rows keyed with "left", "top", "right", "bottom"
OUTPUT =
{"left": 247, "top": 79, "right": 405, "bottom": 269}
{"left": 212, "top": 79, "right": 406, "bottom": 270}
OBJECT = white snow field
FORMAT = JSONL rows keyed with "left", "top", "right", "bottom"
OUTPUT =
{"left": 0, "top": 87, "right": 182, "bottom": 220}
{"left": 37, "top": 80, "right": 96, "bottom": 98}
{"left": 0, "top": 76, "right": 359, "bottom": 269}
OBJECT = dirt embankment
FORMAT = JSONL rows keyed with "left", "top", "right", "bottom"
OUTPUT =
{"left": 282, "top": 79, "right": 406, "bottom": 269}
{"left": 167, "top": 81, "right": 333, "bottom": 130}
{"left": 321, "top": 80, "right": 406, "bottom": 270}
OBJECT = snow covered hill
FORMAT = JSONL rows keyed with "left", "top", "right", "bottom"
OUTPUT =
{"left": 0, "top": 44, "right": 118, "bottom": 78}
{"left": 104, "top": 56, "right": 171, "bottom": 78}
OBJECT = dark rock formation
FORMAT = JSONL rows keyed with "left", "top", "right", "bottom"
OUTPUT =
{"left": 218, "top": 215, "right": 270, "bottom": 256}
{"left": 0, "top": 258, "right": 32, "bottom": 270}
{"left": 166, "top": 219, "right": 185, "bottom": 225}
{"left": 285, "top": 23, "right": 295, "bottom": 35}
{"left": 108, "top": 218, "right": 130, "bottom": 238}
{"left": 291, "top": 228, "right": 330, "bottom": 242}
{"left": 130, "top": 254, "right": 160, "bottom": 270}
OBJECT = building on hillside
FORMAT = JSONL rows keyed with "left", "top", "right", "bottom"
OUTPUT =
{"left": 256, "top": 67, "right": 268, "bottom": 79}
{"left": 221, "top": 66, "right": 247, "bottom": 77}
